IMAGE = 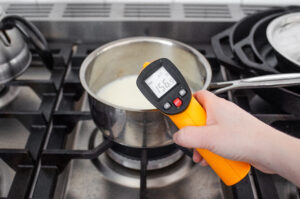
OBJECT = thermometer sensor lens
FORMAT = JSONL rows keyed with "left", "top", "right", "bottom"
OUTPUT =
{"left": 145, "top": 66, "right": 177, "bottom": 98}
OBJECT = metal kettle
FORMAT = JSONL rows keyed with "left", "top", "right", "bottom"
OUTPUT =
{"left": 0, "top": 28, "right": 31, "bottom": 84}
{"left": 0, "top": 15, "right": 53, "bottom": 85}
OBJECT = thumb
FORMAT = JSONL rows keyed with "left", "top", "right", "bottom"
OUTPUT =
{"left": 173, "top": 126, "right": 218, "bottom": 150}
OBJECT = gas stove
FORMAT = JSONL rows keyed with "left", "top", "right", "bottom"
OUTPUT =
{"left": 0, "top": 2, "right": 300, "bottom": 199}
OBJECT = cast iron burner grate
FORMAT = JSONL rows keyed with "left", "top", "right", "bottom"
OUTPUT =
{"left": 1, "top": 42, "right": 300, "bottom": 199}
{"left": 0, "top": 43, "right": 72, "bottom": 199}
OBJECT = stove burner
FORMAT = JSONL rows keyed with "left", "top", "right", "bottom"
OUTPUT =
{"left": 89, "top": 127, "right": 185, "bottom": 170}
{"left": 94, "top": 153, "right": 193, "bottom": 188}
{"left": 106, "top": 148, "right": 183, "bottom": 170}
{"left": 0, "top": 86, "right": 20, "bottom": 109}
{"left": 85, "top": 128, "right": 192, "bottom": 188}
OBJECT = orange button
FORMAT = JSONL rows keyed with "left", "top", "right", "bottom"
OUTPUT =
{"left": 173, "top": 98, "right": 182, "bottom": 107}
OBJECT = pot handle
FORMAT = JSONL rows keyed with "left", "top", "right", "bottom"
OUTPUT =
{"left": 1, "top": 15, "right": 54, "bottom": 70}
{"left": 234, "top": 37, "right": 278, "bottom": 74}
{"left": 211, "top": 27, "right": 246, "bottom": 73}
{"left": 210, "top": 73, "right": 300, "bottom": 94}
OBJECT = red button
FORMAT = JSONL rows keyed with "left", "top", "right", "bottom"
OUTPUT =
{"left": 173, "top": 98, "right": 182, "bottom": 107}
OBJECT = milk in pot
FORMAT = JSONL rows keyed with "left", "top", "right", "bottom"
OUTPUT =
{"left": 97, "top": 75, "right": 155, "bottom": 109}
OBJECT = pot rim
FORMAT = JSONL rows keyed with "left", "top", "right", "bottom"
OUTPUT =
{"left": 79, "top": 36, "right": 212, "bottom": 112}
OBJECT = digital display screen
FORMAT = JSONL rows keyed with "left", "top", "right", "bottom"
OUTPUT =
{"left": 145, "top": 67, "right": 177, "bottom": 98}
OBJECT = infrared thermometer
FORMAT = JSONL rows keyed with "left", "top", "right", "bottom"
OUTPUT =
{"left": 136, "top": 58, "right": 250, "bottom": 186}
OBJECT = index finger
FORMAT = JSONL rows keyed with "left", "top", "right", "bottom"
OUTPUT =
{"left": 193, "top": 90, "right": 217, "bottom": 109}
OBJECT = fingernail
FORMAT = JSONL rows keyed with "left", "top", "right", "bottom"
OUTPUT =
{"left": 193, "top": 157, "right": 196, "bottom": 162}
{"left": 193, "top": 155, "right": 199, "bottom": 163}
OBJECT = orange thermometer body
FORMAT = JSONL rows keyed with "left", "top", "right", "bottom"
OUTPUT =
{"left": 137, "top": 58, "right": 250, "bottom": 186}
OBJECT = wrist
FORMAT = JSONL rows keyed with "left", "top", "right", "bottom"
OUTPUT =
{"left": 257, "top": 127, "right": 300, "bottom": 183}
{"left": 262, "top": 129, "right": 287, "bottom": 171}
{"left": 248, "top": 125, "right": 282, "bottom": 171}
{"left": 269, "top": 133, "right": 300, "bottom": 186}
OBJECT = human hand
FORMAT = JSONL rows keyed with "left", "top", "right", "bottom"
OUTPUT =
{"left": 173, "top": 90, "right": 283, "bottom": 174}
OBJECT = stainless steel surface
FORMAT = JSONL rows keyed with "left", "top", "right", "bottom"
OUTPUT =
{"left": 267, "top": 12, "right": 300, "bottom": 66}
{"left": 0, "top": 63, "right": 48, "bottom": 197}
{"left": 0, "top": 87, "right": 20, "bottom": 109}
{"left": 211, "top": 73, "right": 300, "bottom": 94}
{"left": 106, "top": 148, "right": 183, "bottom": 170}
{"left": 59, "top": 119, "right": 223, "bottom": 199}
{"left": 0, "top": 160, "right": 14, "bottom": 198}
{"left": 0, "top": 3, "right": 280, "bottom": 42}
{"left": 80, "top": 36, "right": 212, "bottom": 148}
{"left": 0, "top": 115, "right": 25, "bottom": 197}
{"left": 0, "top": 82, "right": 39, "bottom": 197}
{"left": 0, "top": 28, "right": 31, "bottom": 85}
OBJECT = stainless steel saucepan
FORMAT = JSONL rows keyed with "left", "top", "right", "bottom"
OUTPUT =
{"left": 80, "top": 37, "right": 300, "bottom": 149}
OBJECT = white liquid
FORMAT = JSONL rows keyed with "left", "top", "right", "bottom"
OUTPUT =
{"left": 97, "top": 75, "right": 155, "bottom": 109}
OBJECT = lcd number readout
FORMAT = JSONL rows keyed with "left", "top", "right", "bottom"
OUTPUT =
{"left": 145, "top": 67, "right": 177, "bottom": 98}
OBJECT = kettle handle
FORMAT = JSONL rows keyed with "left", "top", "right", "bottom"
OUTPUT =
{"left": 1, "top": 15, "right": 54, "bottom": 70}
